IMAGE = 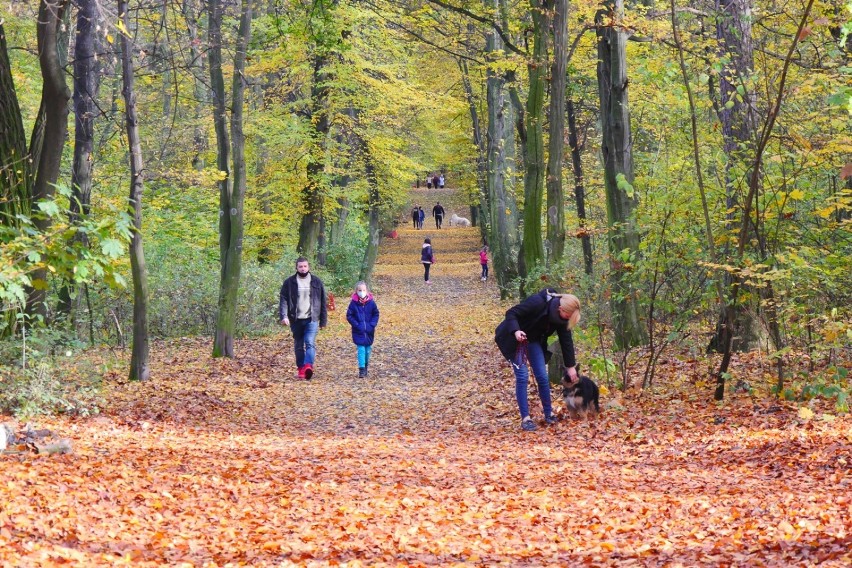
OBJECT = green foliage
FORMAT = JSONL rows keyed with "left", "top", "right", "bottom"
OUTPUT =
{"left": 0, "top": 327, "right": 104, "bottom": 418}
{"left": 777, "top": 366, "right": 849, "bottom": 413}
{"left": 585, "top": 354, "right": 619, "bottom": 386}
{"left": 321, "top": 213, "right": 369, "bottom": 294}
{"left": 0, "top": 186, "right": 133, "bottom": 335}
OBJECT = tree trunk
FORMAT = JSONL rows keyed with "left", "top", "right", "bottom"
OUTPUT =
{"left": 0, "top": 22, "right": 31, "bottom": 225}
{"left": 358, "top": 140, "right": 381, "bottom": 284}
{"left": 59, "top": 0, "right": 101, "bottom": 321}
{"left": 212, "top": 0, "right": 253, "bottom": 358}
{"left": 521, "top": 0, "right": 549, "bottom": 273}
{"left": 28, "top": 0, "right": 72, "bottom": 320}
{"left": 1, "top": 23, "right": 33, "bottom": 335}
{"left": 297, "top": 15, "right": 336, "bottom": 259}
{"left": 596, "top": 0, "right": 647, "bottom": 348}
{"left": 715, "top": 0, "right": 814, "bottom": 398}
{"left": 329, "top": 195, "right": 349, "bottom": 247}
{"left": 546, "top": 0, "right": 568, "bottom": 263}
{"left": 255, "top": 133, "right": 273, "bottom": 264}
{"left": 119, "top": 0, "right": 150, "bottom": 381}
{"left": 458, "top": 55, "right": 489, "bottom": 242}
{"left": 209, "top": 0, "right": 230, "bottom": 269}
{"left": 708, "top": 0, "right": 765, "bottom": 354}
{"left": 485, "top": 0, "right": 520, "bottom": 297}
{"left": 181, "top": 0, "right": 208, "bottom": 169}
{"left": 567, "top": 99, "right": 593, "bottom": 275}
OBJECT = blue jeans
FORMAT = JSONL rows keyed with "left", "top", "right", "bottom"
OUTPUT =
{"left": 357, "top": 345, "right": 372, "bottom": 367}
{"left": 511, "top": 340, "right": 552, "bottom": 420}
{"left": 291, "top": 319, "right": 318, "bottom": 368}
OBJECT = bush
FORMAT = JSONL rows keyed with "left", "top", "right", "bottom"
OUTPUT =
{"left": 777, "top": 366, "right": 850, "bottom": 413}
{"left": 0, "top": 328, "right": 104, "bottom": 418}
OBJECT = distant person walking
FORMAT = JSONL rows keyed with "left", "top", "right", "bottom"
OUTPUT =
{"left": 421, "top": 238, "right": 434, "bottom": 284}
{"left": 432, "top": 201, "right": 445, "bottom": 229}
{"left": 480, "top": 246, "right": 489, "bottom": 281}
{"left": 426, "top": 176, "right": 432, "bottom": 189}
{"left": 418, "top": 206, "right": 425, "bottom": 229}
{"left": 439, "top": 174, "right": 445, "bottom": 188}
{"left": 279, "top": 257, "right": 328, "bottom": 380}
{"left": 346, "top": 281, "right": 380, "bottom": 378}
{"left": 411, "top": 205, "right": 419, "bottom": 229}
{"left": 432, "top": 174, "right": 440, "bottom": 190}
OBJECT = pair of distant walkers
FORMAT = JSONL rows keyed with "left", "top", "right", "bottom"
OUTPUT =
{"left": 279, "top": 258, "right": 379, "bottom": 379}
{"left": 411, "top": 205, "right": 425, "bottom": 229}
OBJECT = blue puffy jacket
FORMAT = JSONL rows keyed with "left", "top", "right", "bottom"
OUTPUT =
{"left": 346, "top": 294, "right": 380, "bottom": 346}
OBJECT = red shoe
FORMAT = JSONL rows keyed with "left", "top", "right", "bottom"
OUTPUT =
{"left": 297, "top": 366, "right": 306, "bottom": 380}
{"left": 303, "top": 364, "right": 313, "bottom": 380}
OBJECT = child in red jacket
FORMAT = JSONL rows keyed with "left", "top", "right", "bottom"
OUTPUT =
{"left": 479, "top": 246, "right": 489, "bottom": 282}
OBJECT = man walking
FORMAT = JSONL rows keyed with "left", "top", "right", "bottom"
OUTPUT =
{"left": 432, "top": 201, "right": 445, "bottom": 229}
{"left": 279, "top": 257, "right": 328, "bottom": 380}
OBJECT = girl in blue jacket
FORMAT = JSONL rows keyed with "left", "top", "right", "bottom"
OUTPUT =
{"left": 346, "top": 281, "right": 380, "bottom": 377}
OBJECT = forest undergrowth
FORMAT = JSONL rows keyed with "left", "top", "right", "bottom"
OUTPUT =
{"left": 0, "top": 187, "right": 849, "bottom": 566}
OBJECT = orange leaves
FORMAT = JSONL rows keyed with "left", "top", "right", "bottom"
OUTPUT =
{"left": 2, "top": 187, "right": 851, "bottom": 566}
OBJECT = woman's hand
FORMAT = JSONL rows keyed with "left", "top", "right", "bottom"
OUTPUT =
{"left": 565, "top": 365, "right": 579, "bottom": 383}
{"left": 514, "top": 330, "right": 527, "bottom": 342}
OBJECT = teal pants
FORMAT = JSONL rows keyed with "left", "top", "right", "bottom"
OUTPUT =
{"left": 357, "top": 345, "right": 373, "bottom": 367}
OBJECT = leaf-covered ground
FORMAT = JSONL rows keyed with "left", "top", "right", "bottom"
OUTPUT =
{"left": 1, "top": 187, "right": 850, "bottom": 566}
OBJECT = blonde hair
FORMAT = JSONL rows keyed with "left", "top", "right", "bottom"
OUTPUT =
{"left": 559, "top": 294, "right": 581, "bottom": 329}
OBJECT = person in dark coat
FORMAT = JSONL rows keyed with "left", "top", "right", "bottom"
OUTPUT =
{"left": 279, "top": 257, "right": 328, "bottom": 380}
{"left": 346, "top": 281, "right": 380, "bottom": 377}
{"left": 418, "top": 206, "right": 425, "bottom": 229}
{"left": 432, "top": 201, "right": 445, "bottom": 229}
{"left": 411, "top": 206, "right": 419, "bottom": 229}
{"left": 420, "top": 237, "right": 434, "bottom": 283}
{"left": 494, "top": 289, "right": 581, "bottom": 431}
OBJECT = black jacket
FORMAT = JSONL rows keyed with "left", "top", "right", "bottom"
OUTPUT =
{"left": 278, "top": 273, "right": 328, "bottom": 326}
{"left": 432, "top": 205, "right": 445, "bottom": 218}
{"left": 494, "top": 288, "right": 576, "bottom": 367}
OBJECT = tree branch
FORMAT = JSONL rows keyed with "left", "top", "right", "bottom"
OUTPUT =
{"left": 423, "top": 0, "right": 525, "bottom": 55}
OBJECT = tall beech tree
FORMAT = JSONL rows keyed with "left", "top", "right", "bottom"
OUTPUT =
{"left": 520, "top": 0, "right": 549, "bottom": 274}
{"left": 485, "top": 0, "right": 521, "bottom": 296}
{"left": 596, "top": 0, "right": 646, "bottom": 348}
{"left": 0, "top": 22, "right": 30, "bottom": 227}
{"left": 297, "top": 0, "right": 340, "bottom": 260}
{"left": 118, "top": 0, "right": 150, "bottom": 381}
{"left": 58, "top": 0, "right": 101, "bottom": 321}
{"left": 714, "top": 0, "right": 817, "bottom": 399}
{"left": 545, "top": 0, "right": 568, "bottom": 263}
{"left": 28, "top": 0, "right": 72, "bottom": 320}
{"left": 708, "top": 0, "right": 764, "bottom": 354}
{"left": 209, "top": 0, "right": 254, "bottom": 358}
{"left": 567, "top": 98, "right": 593, "bottom": 275}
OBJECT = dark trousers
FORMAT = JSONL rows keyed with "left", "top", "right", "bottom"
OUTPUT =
{"left": 435, "top": 215, "right": 443, "bottom": 229}
{"left": 481, "top": 264, "right": 488, "bottom": 279}
{"left": 423, "top": 263, "right": 431, "bottom": 281}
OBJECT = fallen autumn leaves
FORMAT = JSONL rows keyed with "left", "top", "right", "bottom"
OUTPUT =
{"left": 1, "top": 188, "right": 849, "bottom": 566}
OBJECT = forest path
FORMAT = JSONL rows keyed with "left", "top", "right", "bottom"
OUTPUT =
{"left": 1, "top": 188, "right": 849, "bottom": 566}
